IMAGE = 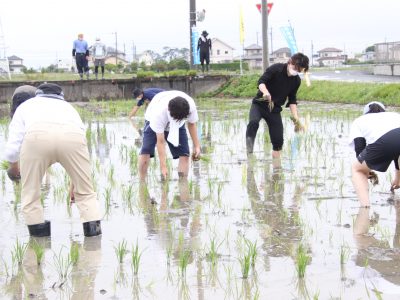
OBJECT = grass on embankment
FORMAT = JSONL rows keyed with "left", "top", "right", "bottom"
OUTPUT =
{"left": 206, "top": 75, "right": 400, "bottom": 106}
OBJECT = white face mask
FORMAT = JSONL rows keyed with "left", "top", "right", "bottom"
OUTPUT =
{"left": 288, "top": 66, "right": 299, "bottom": 76}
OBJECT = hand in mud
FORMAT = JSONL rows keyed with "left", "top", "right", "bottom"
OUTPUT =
{"left": 368, "top": 171, "right": 379, "bottom": 186}
{"left": 191, "top": 146, "right": 201, "bottom": 161}
{"left": 160, "top": 166, "right": 168, "bottom": 182}
{"left": 7, "top": 162, "right": 20, "bottom": 182}
{"left": 391, "top": 182, "right": 400, "bottom": 193}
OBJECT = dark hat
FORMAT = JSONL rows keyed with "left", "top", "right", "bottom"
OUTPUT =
{"left": 36, "top": 83, "right": 63, "bottom": 95}
{"left": 202, "top": 30, "right": 208, "bottom": 36}
{"left": 132, "top": 88, "right": 143, "bottom": 99}
{"left": 10, "top": 85, "right": 37, "bottom": 117}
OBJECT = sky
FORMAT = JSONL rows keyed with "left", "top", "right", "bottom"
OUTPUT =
{"left": 0, "top": 0, "right": 398, "bottom": 68}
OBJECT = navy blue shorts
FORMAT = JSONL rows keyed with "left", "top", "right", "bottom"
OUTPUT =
{"left": 139, "top": 121, "right": 190, "bottom": 159}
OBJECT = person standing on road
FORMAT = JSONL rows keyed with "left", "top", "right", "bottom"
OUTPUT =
{"left": 245, "top": 53, "right": 309, "bottom": 158}
{"left": 138, "top": 90, "right": 201, "bottom": 181}
{"left": 349, "top": 101, "right": 400, "bottom": 207}
{"left": 197, "top": 30, "right": 212, "bottom": 74}
{"left": 92, "top": 37, "right": 107, "bottom": 80}
{"left": 129, "top": 87, "right": 165, "bottom": 118}
{"left": 73, "top": 33, "right": 90, "bottom": 80}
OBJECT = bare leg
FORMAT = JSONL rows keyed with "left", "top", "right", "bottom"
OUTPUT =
{"left": 272, "top": 150, "right": 281, "bottom": 159}
{"left": 352, "top": 160, "right": 371, "bottom": 206}
{"left": 139, "top": 154, "right": 151, "bottom": 181}
{"left": 178, "top": 156, "right": 189, "bottom": 177}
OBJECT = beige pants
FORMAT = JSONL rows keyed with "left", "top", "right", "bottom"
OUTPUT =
{"left": 20, "top": 123, "right": 101, "bottom": 225}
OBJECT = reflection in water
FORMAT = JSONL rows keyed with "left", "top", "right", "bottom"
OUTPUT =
{"left": 95, "top": 122, "right": 110, "bottom": 163}
{"left": 353, "top": 205, "right": 400, "bottom": 286}
{"left": 70, "top": 236, "right": 102, "bottom": 300}
{"left": 2, "top": 237, "right": 50, "bottom": 299}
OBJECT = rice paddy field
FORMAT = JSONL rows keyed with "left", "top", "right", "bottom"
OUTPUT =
{"left": 1, "top": 98, "right": 400, "bottom": 299}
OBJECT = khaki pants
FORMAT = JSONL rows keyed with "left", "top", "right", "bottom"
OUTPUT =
{"left": 20, "top": 123, "right": 101, "bottom": 225}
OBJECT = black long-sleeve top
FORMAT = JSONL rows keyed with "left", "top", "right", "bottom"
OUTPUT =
{"left": 253, "top": 63, "right": 301, "bottom": 113}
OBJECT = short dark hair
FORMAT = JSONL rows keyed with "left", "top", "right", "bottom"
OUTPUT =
{"left": 367, "top": 103, "right": 385, "bottom": 114}
{"left": 133, "top": 88, "right": 143, "bottom": 98}
{"left": 290, "top": 53, "right": 309, "bottom": 72}
{"left": 168, "top": 97, "right": 190, "bottom": 121}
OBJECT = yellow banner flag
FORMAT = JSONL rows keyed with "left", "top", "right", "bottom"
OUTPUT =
{"left": 239, "top": 5, "right": 245, "bottom": 45}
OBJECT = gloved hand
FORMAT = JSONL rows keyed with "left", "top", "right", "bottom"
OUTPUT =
{"left": 290, "top": 116, "right": 305, "bottom": 132}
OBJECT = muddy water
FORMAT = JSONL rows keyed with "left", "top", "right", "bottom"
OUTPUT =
{"left": 1, "top": 100, "right": 400, "bottom": 299}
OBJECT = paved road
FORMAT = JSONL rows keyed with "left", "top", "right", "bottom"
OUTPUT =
{"left": 308, "top": 69, "right": 400, "bottom": 83}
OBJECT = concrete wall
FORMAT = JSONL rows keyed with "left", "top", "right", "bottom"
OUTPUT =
{"left": 373, "top": 64, "right": 394, "bottom": 76}
{"left": 0, "top": 75, "right": 230, "bottom": 104}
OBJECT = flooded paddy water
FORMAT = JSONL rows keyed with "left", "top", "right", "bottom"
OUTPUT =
{"left": 1, "top": 98, "right": 400, "bottom": 299}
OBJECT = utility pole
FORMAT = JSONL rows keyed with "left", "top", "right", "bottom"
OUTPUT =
{"left": 311, "top": 40, "right": 314, "bottom": 66}
{"left": 261, "top": 0, "right": 269, "bottom": 70}
{"left": 270, "top": 27, "right": 273, "bottom": 55}
{"left": 113, "top": 32, "right": 118, "bottom": 65}
{"left": 189, "top": 0, "right": 196, "bottom": 67}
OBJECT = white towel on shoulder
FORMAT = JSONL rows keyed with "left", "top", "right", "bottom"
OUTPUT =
{"left": 167, "top": 116, "right": 185, "bottom": 147}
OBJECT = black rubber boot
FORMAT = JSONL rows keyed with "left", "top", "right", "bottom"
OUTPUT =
{"left": 28, "top": 221, "right": 51, "bottom": 237}
{"left": 83, "top": 220, "right": 102, "bottom": 237}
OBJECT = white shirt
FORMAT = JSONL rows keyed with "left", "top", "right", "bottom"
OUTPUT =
{"left": 349, "top": 112, "right": 400, "bottom": 149}
{"left": 145, "top": 91, "right": 199, "bottom": 146}
{"left": 4, "top": 96, "right": 84, "bottom": 162}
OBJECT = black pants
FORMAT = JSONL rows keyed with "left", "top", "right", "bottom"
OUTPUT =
{"left": 94, "top": 66, "right": 104, "bottom": 75}
{"left": 75, "top": 53, "right": 89, "bottom": 74}
{"left": 246, "top": 103, "right": 284, "bottom": 153}
{"left": 200, "top": 51, "right": 210, "bottom": 71}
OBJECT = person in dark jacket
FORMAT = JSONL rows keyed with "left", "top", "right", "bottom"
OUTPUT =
{"left": 128, "top": 87, "right": 165, "bottom": 118}
{"left": 245, "top": 53, "right": 309, "bottom": 158}
{"left": 197, "top": 30, "right": 212, "bottom": 73}
{"left": 72, "top": 33, "right": 90, "bottom": 80}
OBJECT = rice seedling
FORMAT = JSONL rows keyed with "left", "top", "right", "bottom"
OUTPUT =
{"left": 244, "top": 239, "right": 258, "bottom": 268}
{"left": 30, "top": 239, "right": 45, "bottom": 265}
{"left": 238, "top": 251, "right": 251, "bottom": 279}
{"left": 1, "top": 257, "right": 10, "bottom": 278}
{"left": 53, "top": 248, "right": 72, "bottom": 280}
{"left": 69, "top": 242, "right": 80, "bottom": 266}
{"left": 295, "top": 244, "right": 310, "bottom": 279}
{"left": 339, "top": 244, "right": 350, "bottom": 265}
{"left": 114, "top": 239, "right": 128, "bottom": 264}
{"left": 131, "top": 239, "right": 142, "bottom": 276}
{"left": 178, "top": 250, "right": 191, "bottom": 277}
{"left": 0, "top": 160, "right": 9, "bottom": 170}
{"left": 104, "top": 186, "right": 112, "bottom": 215}
{"left": 206, "top": 237, "right": 222, "bottom": 268}
{"left": 11, "top": 239, "right": 27, "bottom": 266}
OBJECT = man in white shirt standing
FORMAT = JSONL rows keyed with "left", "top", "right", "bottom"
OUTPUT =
{"left": 138, "top": 90, "right": 201, "bottom": 180}
{"left": 92, "top": 37, "right": 107, "bottom": 80}
{"left": 5, "top": 83, "right": 102, "bottom": 237}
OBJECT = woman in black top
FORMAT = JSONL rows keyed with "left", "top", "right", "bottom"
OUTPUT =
{"left": 245, "top": 53, "right": 309, "bottom": 158}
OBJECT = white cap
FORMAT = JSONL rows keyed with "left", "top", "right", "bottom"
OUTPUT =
{"left": 363, "top": 101, "right": 385, "bottom": 114}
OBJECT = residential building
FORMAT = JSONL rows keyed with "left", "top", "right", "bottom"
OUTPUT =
{"left": 271, "top": 47, "right": 291, "bottom": 64}
{"left": 242, "top": 44, "right": 262, "bottom": 69}
{"left": 8, "top": 55, "right": 25, "bottom": 74}
{"left": 210, "top": 38, "right": 234, "bottom": 63}
{"left": 137, "top": 50, "right": 155, "bottom": 66}
{"left": 104, "top": 47, "right": 129, "bottom": 66}
{"left": 374, "top": 41, "right": 400, "bottom": 63}
{"left": 316, "top": 47, "right": 346, "bottom": 67}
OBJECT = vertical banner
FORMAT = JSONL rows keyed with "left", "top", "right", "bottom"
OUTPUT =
{"left": 191, "top": 26, "right": 200, "bottom": 65}
{"left": 239, "top": 5, "right": 245, "bottom": 45}
{"left": 280, "top": 26, "right": 298, "bottom": 54}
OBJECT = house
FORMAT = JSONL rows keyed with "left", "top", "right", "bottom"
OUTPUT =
{"left": 137, "top": 51, "right": 155, "bottom": 66}
{"left": 104, "top": 47, "right": 129, "bottom": 66}
{"left": 316, "top": 47, "right": 346, "bottom": 67}
{"left": 8, "top": 55, "right": 25, "bottom": 74}
{"left": 242, "top": 44, "right": 263, "bottom": 69}
{"left": 210, "top": 38, "right": 234, "bottom": 63}
{"left": 374, "top": 41, "right": 400, "bottom": 63}
{"left": 360, "top": 51, "right": 375, "bottom": 63}
{"left": 271, "top": 47, "right": 291, "bottom": 64}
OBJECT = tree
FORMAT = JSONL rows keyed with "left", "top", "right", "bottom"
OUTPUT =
{"left": 365, "top": 45, "right": 375, "bottom": 52}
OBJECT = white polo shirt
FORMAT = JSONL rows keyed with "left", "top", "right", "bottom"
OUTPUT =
{"left": 4, "top": 96, "right": 85, "bottom": 163}
{"left": 349, "top": 112, "right": 400, "bottom": 150}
